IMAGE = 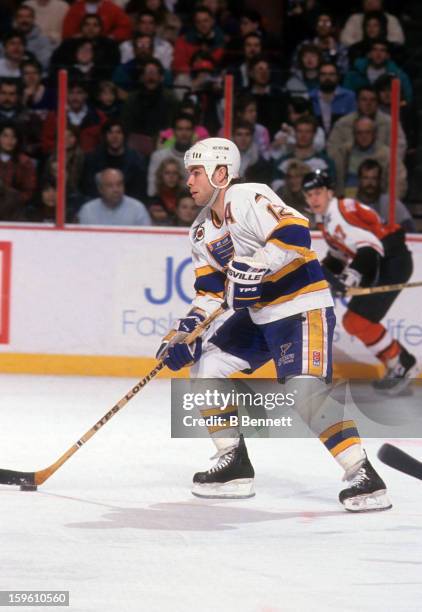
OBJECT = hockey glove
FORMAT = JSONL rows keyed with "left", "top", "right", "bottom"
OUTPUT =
{"left": 333, "top": 267, "right": 362, "bottom": 297}
{"left": 226, "top": 256, "right": 268, "bottom": 311}
{"left": 161, "top": 312, "right": 205, "bottom": 371}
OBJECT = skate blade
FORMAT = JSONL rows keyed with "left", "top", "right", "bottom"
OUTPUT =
{"left": 191, "top": 478, "right": 255, "bottom": 499}
{"left": 342, "top": 490, "right": 392, "bottom": 513}
{"left": 375, "top": 365, "right": 421, "bottom": 397}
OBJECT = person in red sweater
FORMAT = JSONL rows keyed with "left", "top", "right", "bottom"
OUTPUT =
{"left": 172, "top": 5, "right": 225, "bottom": 74}
{"left": 42, "top": 81, "right": 106, "bottom": 154}
{"left": 62, "top": 0, "right": 132, "bottom": 42}
{"left": 0, "top": 122, "right": 37, "bottom": 210}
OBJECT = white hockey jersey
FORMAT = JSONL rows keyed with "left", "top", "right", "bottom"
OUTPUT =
{"left": 317, "top": 197, "right": 389, "bottom": 263}
{"left": 189, "top": 182, "right": 333, "bottom": 324}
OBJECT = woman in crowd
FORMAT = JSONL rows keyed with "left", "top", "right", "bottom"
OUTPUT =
{"left": 0, "top": 122, "right": 37, "bottom": 210}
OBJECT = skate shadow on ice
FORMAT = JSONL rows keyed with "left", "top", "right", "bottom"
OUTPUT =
{"left": 66, "top": 501, "right": 345, "bottom": 532}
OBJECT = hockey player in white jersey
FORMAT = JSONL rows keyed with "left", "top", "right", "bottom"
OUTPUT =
{"left": 302, "top": 169, "right": 418, "bottom": 395}
{"left": 157, "top": 137, "right": 391, "bottom": 512}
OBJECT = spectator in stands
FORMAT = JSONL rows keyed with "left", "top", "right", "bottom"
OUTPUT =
{"left": 62, "top": 0, "right": 132, "bottom": 43}
{"left": 12, "top": 4, "right": 53, "bottom": 70}
{"left": 340, "top": 0, "right": 404, "bottom": 46}
{"left": 309, "top": 61, "right": 356, "bottom": 134}
{"left": 42, "top": 80, "right": 106, "bottom": 154}
{"left": 172, "top": 51, "right": 223, "bottom": 134}
{"left": 150, "top": 158, "right": 185, "bottom": 215}
{"left": 232, "top": 120, "right": 272, "bottom": 183}
{"left": 327, "top": 85, "right": 406, "bottom": 159}
{"left": 148, "top": 200, "right": 171, "bottom": 225}
{"left": 272, "top": 116, "right": 335, "bottom": 192}
{"left": 293, "top": 13, "right": 349, "bottom": 76}
{"left": 29, "top": 178, "right": 85, "bottom": 223}
{"left": 0, "top": 176, "right": 25, "bottom": 221}
{"left": 270, "top": 96, "right": 326, "bottom": 160}
{"left": 50, "top": 14, "right": 120, "bottom": 83}
{"left": 94, "top": 80, "right": 122, "bottom": 119}
{"left": 0, "top": 122, "right": 37, "bottom": 208}
{"left": 24, "top": 0, "right": 69, "bottom": 46}
{"left": 21, "top": 59, "right": 56, "bottom": 119}
{"left": 226, "top": 33, "right": 263, "bottom": 90}
{"left": 0, "top": 79, "right": 42, "bottom": 158}
{"left": 232, "top": 93, "right": 270, "bottom": 159}
{"left": 126, "top": 0, "right": 179, "bottom": 43}
{"left": 119, "top": 10, "right": 173, "bottom": 71}
{"left": 173, "top": 190, "right": 198, "bottom": 227}
{"left": 112, "top": 33, "right": 155, "bottom": 98}
{"left": 77, "top": 168, "right": 151, "bottom": 225}
{"left": 245, "top": 56, "right": 288, "bottom": 136}
{"left": 44, "top": 125, "right": 85, "bottom": 196}
{"left": 224, "top": 9, "right": 263, "bottom": 60}
{"left": 347, "top": 10, "right": 388, "bottom": 65}
{"left": 0, "top": 32, "right": 28, "bottom": 80}
{"left": 81, "top": 119, "right": 147, "bottom": 200}
{"left": 276, "top": 160, "right": 313, "bottom": 222}
{"left": 172, "top": 6, "right": 225, "bottom": 74}
{"left": 329, "top": 116, "right": 407, "bottom": 198}
{"left": 147, "top": 113, "right": 194, "bottom": 196}
{"left": 374, "top": 74, "right": 411, "bottom": 135}
{"left": 286, "top": 43, "right": 322, "bottom": 97}
{"left": 344, "top": 40, "right": 412, "bottom": 103}
{"left": 356, "top": 159, "right": 415, "bottom": 232}
{"left": 284, "top": 0, "right": 322, "bottom": 56}
{"left": 120, "top": 58, "right": 178, "bottom": 143}
{"left": 158, "top": 97, "right": 209, "bottom": 148}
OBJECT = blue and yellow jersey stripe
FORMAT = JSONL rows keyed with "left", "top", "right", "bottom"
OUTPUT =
{"left": 194, "top": 264, "right": 226, "bottom": 298}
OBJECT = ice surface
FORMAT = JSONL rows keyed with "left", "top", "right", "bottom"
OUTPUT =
{"left": 1, "top": 374, "right": 421, "bottom": 612}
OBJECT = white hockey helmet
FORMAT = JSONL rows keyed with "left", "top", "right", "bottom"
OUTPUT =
{"left": 184, "top": 137, "right": 241, "bottom": 188}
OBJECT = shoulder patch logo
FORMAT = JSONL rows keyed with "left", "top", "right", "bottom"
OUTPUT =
{"left": 193, "top": 223, "right": 205, "bottom": 242}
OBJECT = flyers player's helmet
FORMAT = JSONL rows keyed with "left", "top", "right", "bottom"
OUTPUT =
{"left": 302, "top": 169, "right": 332, "bottom": 192}
{"left": 184, "top": 137, "right": 241, "bottom": 188}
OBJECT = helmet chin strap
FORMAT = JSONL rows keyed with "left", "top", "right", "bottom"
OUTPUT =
{"left": 205, "top": 168, "right": 232, "bottom": 207}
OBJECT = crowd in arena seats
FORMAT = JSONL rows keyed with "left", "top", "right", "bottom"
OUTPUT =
{"left": 0, "top": 0, "right": 420, "bottom": 229}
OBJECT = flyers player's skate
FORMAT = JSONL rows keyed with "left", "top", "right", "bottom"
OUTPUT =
{"left": 373, "top": 346, "right": 419, "bottom": 396}
{"left": 192, "top": 435, "right": 255, "bottom": 499}
{"left": 339, "top": 453, "right": 392, "bottom": 512}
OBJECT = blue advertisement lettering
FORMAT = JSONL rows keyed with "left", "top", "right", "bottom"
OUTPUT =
{"left": 144, "top": 257, "right": 193, "bottom": 305}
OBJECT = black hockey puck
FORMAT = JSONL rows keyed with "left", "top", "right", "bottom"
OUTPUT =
{"left": 20, "top": 484, "right": 38, "bottom": 491}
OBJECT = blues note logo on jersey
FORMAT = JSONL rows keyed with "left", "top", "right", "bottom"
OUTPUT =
{"left": 277, "top": 343, "right": 295, "bottom": 366}
{"left": 206, "top": 232, "right": 234, "bottom": 268}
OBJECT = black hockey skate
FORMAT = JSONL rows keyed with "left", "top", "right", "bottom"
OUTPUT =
{"left": 372, "top": 348, "right": 419, "bottom": 396}
{"left": 339, "top": 454, "right": 392, "bottom": 512}
{"left": 192, "top": 434, "right": 255, "bottom": 499}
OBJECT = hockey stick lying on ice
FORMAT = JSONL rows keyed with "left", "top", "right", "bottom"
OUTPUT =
{"left": 0, "top": 303, "right": 227, "bottom": 488}
{"left": 346, "top": 280, "right": 422, "bottom": 297}
{"left": 378, "top": 443, "right": 422, "bottom": 480}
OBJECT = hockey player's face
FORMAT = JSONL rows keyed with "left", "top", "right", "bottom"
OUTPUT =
{"left": 304, "top": 187, "right": 331, "bottom": 214}
{"left": 186, "top": 166, "right": 214, "bottom": 206}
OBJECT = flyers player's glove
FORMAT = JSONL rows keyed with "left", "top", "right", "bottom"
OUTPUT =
{"left": 157, "top": 312, "right": 206, "bottom": 371}
{"left": 335, "top": 266, "right": 362, "bottom": 297}
{"left": 226, "top": 255, "right": 268, "bottom": 311}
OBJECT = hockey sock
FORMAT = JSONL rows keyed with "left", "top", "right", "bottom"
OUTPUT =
{"left": 319, "top": 420, "right": 365, "bottom": 474}
{"left": 285, "top": 376, "right": 366, "bottom": 474}
{"left": 343, "top": 311, "right": 400, "bottom": 365}
{"left": 199, "top": 405, "right": 240, "bottom": 453}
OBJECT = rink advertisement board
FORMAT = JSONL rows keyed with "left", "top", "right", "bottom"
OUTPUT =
{"left": 0, "top": 225, "right": 421, "bottom": 378}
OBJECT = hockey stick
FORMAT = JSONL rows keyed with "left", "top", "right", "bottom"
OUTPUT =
{"left": 0, "top": 303, "right": 227, "bottom": 488}
{"left": 346, "top": 281, "right": 422, "bottom": 297}
{"left": 377, "top": 443, "right": 422, "bottom": 480}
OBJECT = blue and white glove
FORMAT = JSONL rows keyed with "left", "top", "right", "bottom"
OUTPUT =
{"left": 157, "top": 312, "right": 205, "bottom": 371}
{"left": 226, "top": 255, "right": 268, "bottom": 311}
